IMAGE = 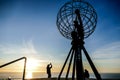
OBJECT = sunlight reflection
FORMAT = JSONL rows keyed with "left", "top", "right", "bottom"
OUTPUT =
{"left": 26, "top": 72, "right": 32, "bottom": 79}
{"left": 26, "top": 58, "right": 39, "bottom": 79}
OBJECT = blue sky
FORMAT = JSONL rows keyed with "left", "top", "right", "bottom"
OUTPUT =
{"left": 0, "top": 0, "right": 120, "bottom": 73}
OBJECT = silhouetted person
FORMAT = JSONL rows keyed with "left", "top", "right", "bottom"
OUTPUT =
{"left": 84, "top": 69, "right": 90, "bottom": 80}
{"left": 46, "top": 63, "right": 52, "bottom": 78}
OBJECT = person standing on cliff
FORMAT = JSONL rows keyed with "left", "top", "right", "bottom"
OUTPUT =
{"left": 46, "top": 63, "right": 52, "bottom": 78}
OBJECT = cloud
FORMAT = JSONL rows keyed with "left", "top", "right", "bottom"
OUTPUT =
{"left": 91, "top": 41, "right": 120, "bottom": 73}
{"left": 0, "top": 39, "right": 54, "bottom": 63}
{"left": 92, "top": 41, "right": 120, "bottom": 59}
{"left": 0, "top": 39, "right": 38, "bottom": 55}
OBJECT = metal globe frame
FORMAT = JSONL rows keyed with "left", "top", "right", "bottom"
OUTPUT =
{"left": 57, "top": 0, "right": 97, "bottom": 39}
{"left": 57, "top": 0, "right": 102, "bottom": 80}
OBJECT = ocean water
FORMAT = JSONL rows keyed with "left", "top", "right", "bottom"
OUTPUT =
{"left": 0, "top": 72, "right": 120, "bottom": 80}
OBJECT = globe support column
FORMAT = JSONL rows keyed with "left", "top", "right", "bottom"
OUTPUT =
{"left": 75, "top": 42, "right": 85, "bottom": 80}
{"left": 71, "top": 31, "right": 85, "bottom": 80}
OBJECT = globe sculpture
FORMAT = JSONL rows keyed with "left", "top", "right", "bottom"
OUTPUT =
{"left": 57, "top": 0, "right": 97, "bottom": 39}
{"left": 56, "top": 0, "right": 102, "bottom": 80}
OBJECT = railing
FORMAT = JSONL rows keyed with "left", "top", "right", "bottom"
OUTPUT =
{"left": 0, "top": 57, "right": 27, "bottom": 80}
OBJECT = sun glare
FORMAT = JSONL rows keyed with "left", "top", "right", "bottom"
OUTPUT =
{"left": 26, "top": 72, "right": 32, "bottom": 79}
{"left": 26, "top": 58, "right": 39, "bottom": 72}
{"left": 26, "top": 58, "right": 39, "bottom": 78}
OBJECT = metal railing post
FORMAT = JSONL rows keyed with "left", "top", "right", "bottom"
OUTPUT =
{"left": 0, "top": 57, "right": 27, "bottom": 80}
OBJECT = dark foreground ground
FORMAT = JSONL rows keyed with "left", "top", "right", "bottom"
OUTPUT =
{"left": 25, "top": 78, "right": 120, "bottom": 80}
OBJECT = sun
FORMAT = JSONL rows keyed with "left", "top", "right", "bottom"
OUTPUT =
{"left": 26, "top": 72, "right": 32, "bottom": 79}
{"left": 26, "top": 58, "right": 39, "bottom": 71}
{"left": 25, "top": 58, "right": 39, "bottom": 79}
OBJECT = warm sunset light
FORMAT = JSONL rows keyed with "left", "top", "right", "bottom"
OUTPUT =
{"left": 26, "top": 72, "right": 32, "bottom": 79}
{"left": 0, "top": 0, "right": 120, "bottom": 79}
{"left": 25, "top": 58, "right": 39, "bottom": 78}
{"left": 26, "top": 58, "right": 39, "bottom": 71}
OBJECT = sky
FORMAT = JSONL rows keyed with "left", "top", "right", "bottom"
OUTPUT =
{"left": 0, "top": 0, "right": 120, "bottom": 75}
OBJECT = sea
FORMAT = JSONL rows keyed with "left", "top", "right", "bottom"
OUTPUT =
{"left": 0, "top": 72, "right": 120, "bottom": 80}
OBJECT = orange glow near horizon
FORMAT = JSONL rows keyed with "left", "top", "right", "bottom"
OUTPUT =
{"left": 1, "top": 57, "right": 119, "bottom": 73}
{"left": 25, "top": 58, "right": 39, "bottom": 79}
{"left": 26, "top": 58, "right": 39, "bottom": 71}
{"left": 26, "top": 72, "right": 32, "bottom": 79}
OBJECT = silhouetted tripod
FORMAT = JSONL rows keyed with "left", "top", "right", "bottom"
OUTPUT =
{"left": 58, "top": 9, "right": 102, "bottom": 80}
